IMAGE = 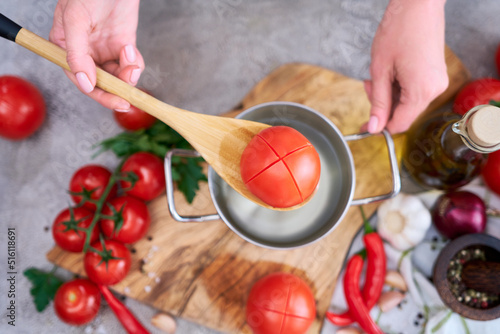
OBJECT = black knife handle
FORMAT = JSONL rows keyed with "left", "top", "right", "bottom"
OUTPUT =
{"left": 0, "top": 13, "right": 22, "bottom": 42}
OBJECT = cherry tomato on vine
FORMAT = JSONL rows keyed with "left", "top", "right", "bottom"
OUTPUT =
{"left": 246, "top": 272, "right": 316, "bottom": 334}
{"left": 482, "top": 150, "right": 500, "bottom": 196}
{"left": 120, "top": 152, "right": 165, "bottom": 201}
{"left": 452, "top": 78, "right": 500, "bottom": 115}
{"left": 100, "top": 196, "right": 151, "bottom": 244}
{"left": 0, "top": 75, "right": 46, "bottom": 140}
{"left": 69, "top": 165, "right": 117, "bottom": 211}
{"left": 113, "top": 89, "right": 157, "bottom": 130}
{"left": 84, "top": 240, "right": 131, "bottom": 286}
{"left": 52, "top": 207, "right": 99, "bottom": 252}
{"left": 240, "top": 126, "right": 321, "bottom": 208}
{"left": 54, "top": 279, "right": 101, "bottom": 326}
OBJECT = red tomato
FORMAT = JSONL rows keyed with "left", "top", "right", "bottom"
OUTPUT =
{"left": 496, "top": 43, "right": 500, "bottom": 77}
{"left": 240, "top": 126, "right": 321, "bottom": 208}
{"left": 100, "top": 196, "right": 151, "bottom": 244}
{"left": 246, "top": 272, "right": 316, "bottom": 334}
{"left": 120, "top": 152, "right": 166, "bottom": 201}
{"left": 0, "top": 75, "right": 46, "bottom": 140}
{"left": 453, "top": 78, "right": 500, "bottom": 115}
{"left": 69, "top": 165, "right": 117, "bottom": 211}
{"left": 54, "top": 279, "right": 101, "bottom": 326}
{"left": 52, "top": 207, "right": 99, "bottom": 252}
{"left": 113, "top": 90, "right": 156, "bottom": 130}
{"left": 482, "top": 150, "right": 500, "bottom": 195}
{"left": 84, "top": 240, "right": 131, "bottom": 285}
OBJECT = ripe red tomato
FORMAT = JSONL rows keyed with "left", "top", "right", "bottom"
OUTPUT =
{"left": 84, "top": 240, "right": 131, "bottom": 285}
{"left": 482, "top": 150, "right": 500, "bottom": 195}
{"left": 69, "top": 165, "right": 117, "bottom": 211}
{"left": 113, "top": 90, "right": 157, "bottom": 130}
{"left": 240, "top": 126, "right": 321, "bottom": 208}
{"left": 120, "top": 152, "right": 166, "bottom": 201}
{"left": 246, "top": 272, "right": 316, "bottom": 334}
{"left": 0, "top": 75, "right": 46, "bottom": 140}
{"left": 54, "top": 279, "right": 101, "bottom": 326}
{"left": 453, "top": 78, "right": 500, "bottom": 115}
{"left": 100, "top": 196, "right": 151, "bottom": 244}
{"left": 52, "top": 207, "right": 99, "bottom": 252}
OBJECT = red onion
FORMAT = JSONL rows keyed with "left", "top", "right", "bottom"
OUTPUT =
{"left": 432, "top": 191, "right": 487, "bottom": 239}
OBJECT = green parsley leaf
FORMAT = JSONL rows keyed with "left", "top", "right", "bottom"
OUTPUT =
{"left": 23, "top": 267, "right": 64, "bottom": 312}
{"left": 175, "top": 157, "right": 208, "bottom": 203}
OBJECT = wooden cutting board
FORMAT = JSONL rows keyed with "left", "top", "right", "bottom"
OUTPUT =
{"left": 47, "top": 46, "right": 469, "bottom": 333}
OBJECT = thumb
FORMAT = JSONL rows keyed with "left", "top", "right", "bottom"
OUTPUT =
{"left": 63, "top": 10, "right": 96, "bottom": 94}
{"left": 367, "top": 74, "right": 393, "bottom": 134}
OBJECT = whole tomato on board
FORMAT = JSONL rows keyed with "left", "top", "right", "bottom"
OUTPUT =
{"left": 52, "top": 207, "right": 99, "bottom": 252}
{"left": 69, "top": 165, "right": 117, "bottom": 211}
{"left": 453, "top": 78, "right": 500, "bottom": 115}
{"left": 54, "top": 279, "right": 101, "bottom": 326}
{"left": 246, "top": 272, "right": 316, "bottom": 334}
{"left": 84, "top": 240, "right": 131, "bottom": 286}
{"left": 120, "top": 152, "right": 166, "bottom": 201}
{"left": 482, "top": 150, "right": 500, "bottom": 195}
{"left": 0, "top": 75, "right": 46, "bottom": 140}
{"left": 100, "top": 196, "right": 151, "bottom": 244}
{"left": 240, "top": 126, "right": 321, "bottom": 208}
{"left": 113, "top": 89, "right": 157, "bottom": 131}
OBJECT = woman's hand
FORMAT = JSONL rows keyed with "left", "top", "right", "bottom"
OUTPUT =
{"left": 365, "top": 0, "right": 449, "bottom": 134}
{"left": 50, "top": 0, "right": 144, "bottom": 111}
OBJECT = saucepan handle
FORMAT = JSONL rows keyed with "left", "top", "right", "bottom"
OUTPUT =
{"left": 164, "top": 149, "right": 220, "bottom": 222}
{"left": 344, "top": 130, "right": 401, "bottom": 206}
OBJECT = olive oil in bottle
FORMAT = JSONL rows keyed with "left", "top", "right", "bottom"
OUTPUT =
{"left": 403, "top": 105, "right": 500, "bottom": 190}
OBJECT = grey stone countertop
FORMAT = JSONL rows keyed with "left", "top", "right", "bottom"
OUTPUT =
{"left": 1, "top": 0, "right": 499, "bottom": 333}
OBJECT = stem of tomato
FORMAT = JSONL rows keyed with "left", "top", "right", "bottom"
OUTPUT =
{"left": 81, "top": 161, "right": 125, "bottom": 253}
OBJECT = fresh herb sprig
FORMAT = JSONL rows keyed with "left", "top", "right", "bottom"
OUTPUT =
{"left": 23, "top": 266, "right": 64, "bottom": 312}
{"left": 96, "top": 121, "right": 206, "bottom": 203}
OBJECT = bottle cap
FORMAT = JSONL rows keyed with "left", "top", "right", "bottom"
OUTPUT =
{"left": 467, "top": 105, "right": 500, "bottom": 147}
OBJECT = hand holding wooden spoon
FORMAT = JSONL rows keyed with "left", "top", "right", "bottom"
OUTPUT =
{"left": 0, "top": 14, "right": 317, "bottom": 210}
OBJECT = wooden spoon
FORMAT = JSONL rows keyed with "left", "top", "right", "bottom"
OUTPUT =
{"left": 0, "top": 14, "right": 303, "bottom": 211}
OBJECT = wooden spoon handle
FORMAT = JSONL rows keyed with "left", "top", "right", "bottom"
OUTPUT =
{"left": 0, "top": 14, "right": 181, "bottom": 125}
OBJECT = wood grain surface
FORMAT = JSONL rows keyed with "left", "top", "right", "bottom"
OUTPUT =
{"left": 47, "top": 46, "right": 469, "bottom": 333}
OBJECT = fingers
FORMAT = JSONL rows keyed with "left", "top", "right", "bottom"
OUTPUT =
{"left": 63, "top": 69, "right": 131, "bottom": 111}
{"left": 62, "top": 8, "right": 97, "bottom": 94}
{"left": 386, "top": 73, "right": 449, "bottom": 134}
{"left": 118, "top": 44, "right": 145, "bottom": 86}
{"left": 366, "top": 69, "right": 393, "bottom": 134}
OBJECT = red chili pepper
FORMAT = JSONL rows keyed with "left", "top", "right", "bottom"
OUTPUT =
{"left": 326, "top": 210, "right": 386, "bottom": 326}
{"left": 343, "top": 254, "right": 383, "bottom": 334}
{"left": 98, "top": 285, "right": 150, "bottom": 334}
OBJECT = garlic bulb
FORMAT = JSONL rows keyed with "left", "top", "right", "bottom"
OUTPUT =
{"left": 377, "top": 193, "right": 431, "bottom": 250}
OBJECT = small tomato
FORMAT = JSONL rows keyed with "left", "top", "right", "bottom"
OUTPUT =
{"left": 113, "top": 89, "right": 157, "bottom": 130}
{"left": 120, "top": 152, "right": 166, "bottom": 201}
{"left": 482, "top": 150, "right": 500, "bottom": 195}
{"left": 84, "top": 240, "right": 131, "bottom": 286}
{"left": 453, "top": 78, "right": 500, "bottom": 115}
{"left": 54, "top": 279, "right": 100, "bottom": 326}
{"left": 69, "top": 165, "right": 117, "bottom": 211}
{"left": 100, "top": 196, "right": 151, "bottom": 244}
{"left": 0, "top": 75, "right": 46, "bottom": 140}
{"left": 52, "top": 207, "right": 99, "bottom": 252}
